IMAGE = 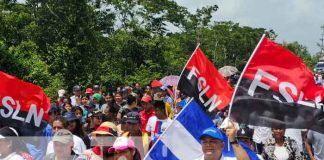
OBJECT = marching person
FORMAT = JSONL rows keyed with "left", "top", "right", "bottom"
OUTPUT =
{"left": 146, "top": 100, "right": 172, "bottom": 143}
{"left": 236, "top": 128, "right": 263, "bottom": 159}
{"left": 71, "top": 85, "right": 82, "bottom": 107}
{"left": 84, "top": 110, "right": 103, "bottom": 134}
{"left": 139, "top": 95, "right": 155, "bottom": 134}
{"left": 117, "top": 95, "right": 139, "bottom": 122}
{"left": 0, "top": 127, "right": 28, "bottom": 160}
{"left": 46, "top": 116, "right": 86, "bottom": 155}
{"left": 195, "top": 124, "right": 250, "bottom": 160}
{"left": 64, "top": 112, "right": 91, "bottom": 149}
{"left": 78, "top": 122, "right": 118, "bottom": 160}
{"left": 44, "top": 129, "right": 77, "bottom": 160}
{"left": 262, "top": 127, "right": 302, "bottom": 160}
{"left": 108, "top": 136, "right": 141, "bottom": 160}
{"left": 123, "top": 111, "right": 151, "bottom": 157}
{"left": 305, "top": 130, "right": 324, "bottom": 160}
{"left": 249, "top": 126, "right": 272, "bottom": 155}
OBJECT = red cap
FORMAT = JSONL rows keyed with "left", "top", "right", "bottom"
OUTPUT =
{"left": 85, "top": 88, "right": 93, "bottom": 94}
{"left": 141, "top": 95, "right": 152, "bottom": 103}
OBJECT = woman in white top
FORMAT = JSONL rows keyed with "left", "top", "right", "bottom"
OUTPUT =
{"left": 262, "top": 127, "right": 302, "bottom": 160}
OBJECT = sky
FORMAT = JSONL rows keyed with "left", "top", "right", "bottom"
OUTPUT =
{"left": 175, "top": 0, "right": 324, "bottom": 54}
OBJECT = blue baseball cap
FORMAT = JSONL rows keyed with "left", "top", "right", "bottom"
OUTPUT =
{"left": 200, "top": 127, "right": 224, "bottom": 141}
{"left": 63, "top": 112, "right": 78, "bottom": 122}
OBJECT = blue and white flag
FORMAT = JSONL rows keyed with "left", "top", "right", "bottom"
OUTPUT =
{"left": 144, "top": 99, "right": 259, "bottom": 160}
{"left": 144, "top": 99, "right": 214, "bottom": 160}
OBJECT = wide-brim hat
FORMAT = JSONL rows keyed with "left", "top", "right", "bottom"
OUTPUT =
{"left": 92, "top": 122, "right": 118, "bottom": 136}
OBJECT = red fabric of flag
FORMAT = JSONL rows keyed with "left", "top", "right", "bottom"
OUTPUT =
{"left": 0, "top": 71, "right": 50, "bottom": 135}
{"left": 178, "top": 47, "right": 233, "bottom": 112}
{"left": 231, "top": 37, "right": 324, "bottom": 133}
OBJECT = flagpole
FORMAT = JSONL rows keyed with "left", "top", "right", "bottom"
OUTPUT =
{"left": 224, "top": 34, "right": 265, "bottom": 152}
{"left": 227, "top": 34, "right": 266, "bottom": 119}
{"left": 145, "top": 44, "right": 200, "bottom": 159}
{"left": 143, "top": 98, "right": 194, "bottom": 160}
{"left": 176, "top": 43, "right": 201, "bottom": 88}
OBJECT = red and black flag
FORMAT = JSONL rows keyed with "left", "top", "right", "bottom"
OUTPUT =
{"left": 230, "top": 36, "right": 324, "bottom": 133}
{"left": 177, "top": 47, "right": 233, "bottom": 112}
{"left": 0, "top": 71, "right": 50, "bottom": 136}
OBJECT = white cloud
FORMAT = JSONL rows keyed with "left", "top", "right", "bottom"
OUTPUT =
{"left": 175, "top": 0, "right": 324, "bottom": 54}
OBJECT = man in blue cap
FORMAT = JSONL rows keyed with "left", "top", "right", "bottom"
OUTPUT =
{"left": 196, "top": 125, "right": 250, "bottom": 160}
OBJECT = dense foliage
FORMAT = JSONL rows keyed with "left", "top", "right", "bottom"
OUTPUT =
{"left": 0, "top": 0, "right": 317, "bottom": 99}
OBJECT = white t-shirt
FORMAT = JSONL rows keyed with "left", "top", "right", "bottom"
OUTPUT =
{"left": 285, "top": 129, "right": 303, "bottom": 153}
{"left": 46, "top": 135, "right": 86, "bottom": 155}
{"left": 70, "top": 95, "right": 81, "bottom": 107}
{"left": 0, "top": 152, "right": 24, "bottom": 160}
{"left": 146, "top": 116, "right": 172, "bottom": 141}
{"left": 273, "top": 145, "right": 289, "bottom": 160}
{"left": 249, "top": 126, "right": 272, "bottom": 144}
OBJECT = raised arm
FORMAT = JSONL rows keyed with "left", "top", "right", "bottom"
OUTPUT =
{"left": 226, "top": 122, "right": 250, "bottom": 160}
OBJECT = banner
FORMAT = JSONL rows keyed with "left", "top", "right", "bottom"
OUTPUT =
{"left": 0, "top": 71, "right": 50, "bottom": 136}
{"left": 230, "top": 36, "right": 324, "bottom": 133}
{"left": 145, "top": 99, "right": 258, "bottom": 160}
{"left": 177, "top": 47, "right": 233, "bottom": 112}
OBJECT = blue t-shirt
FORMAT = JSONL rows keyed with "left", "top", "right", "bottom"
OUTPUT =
{"left": 27, "top": 124, "right": 52, "bottom": 160}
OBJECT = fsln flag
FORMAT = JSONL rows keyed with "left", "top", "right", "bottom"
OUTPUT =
{"left": 230, "top": 36, "right": 324, "bottom": 133}
{"left": 145, "top": 99, "right": 259, "bottom": 160}
{"left": 0, "top": 71, "right": 50, "bottom": 136}
{"left": 177, "top": 47, "right": 233, "bottom": 112}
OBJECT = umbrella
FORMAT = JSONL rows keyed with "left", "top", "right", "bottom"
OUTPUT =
{"left": 151, "top": 80, "right": 162, "bottom": 88}
{"left": 219, "top": 66, "right": 238, "bottom": 77}
{"left": 160, "top": 75, "right": 180, "bottom": 86}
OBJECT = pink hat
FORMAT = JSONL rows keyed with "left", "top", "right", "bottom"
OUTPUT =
{"left": 141, "top": 95, "right": 152, "bottom": 103}
{"left": 108, "top": 137, "right": 135, "bottom": 153}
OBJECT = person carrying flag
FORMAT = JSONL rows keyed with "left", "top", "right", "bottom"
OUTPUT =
{"left": 146, "top": 100, "right": 172, "bottom": 143}
{"left": 195, "top": 124, "right": 250, "bottom": 160}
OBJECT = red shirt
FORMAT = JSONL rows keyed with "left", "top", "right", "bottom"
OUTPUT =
{"left": 140, "top": 109, "right": 155, "bottom": 133}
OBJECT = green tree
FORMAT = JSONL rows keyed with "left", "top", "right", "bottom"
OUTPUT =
{"left": 26, "top": 0, "right": 111, "bottom": 89}
{"left": 126, "top": 60, "right": 163, "bottom": 85}
{"left": 0, "top": 0, "right": 316, "bottom": 101}
{"left": 164, "top": 21, "right": 269, "bottom": 71}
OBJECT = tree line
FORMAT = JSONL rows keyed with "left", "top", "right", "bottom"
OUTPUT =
{"left": 0, "top": 0, "right": 318, "bottom": 99}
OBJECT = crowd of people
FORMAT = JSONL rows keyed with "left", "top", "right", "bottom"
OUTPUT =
{"left": 48, "top": 83, "right": 180, "bottom": 160}
{"left": 0, "top": 81, "right": 323, "bottom": 160}
{"left": 0, "top": 83, "right": 184, "bottom": 160}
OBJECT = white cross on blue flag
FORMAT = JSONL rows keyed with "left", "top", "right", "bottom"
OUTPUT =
{"left": 144, "top": 99, "right": 214, "bottom": 160}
